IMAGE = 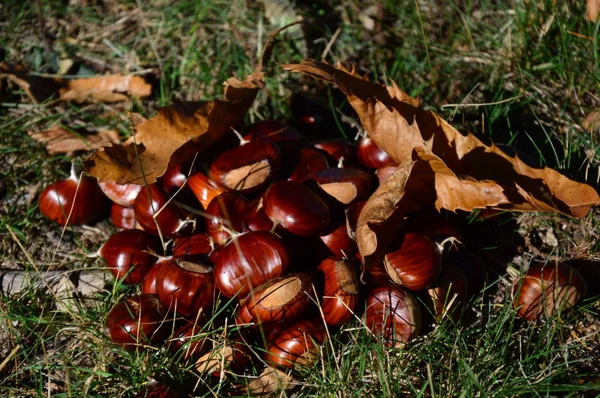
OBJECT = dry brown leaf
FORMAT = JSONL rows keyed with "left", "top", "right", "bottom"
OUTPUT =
{"left": 84, "top": 22, "right": 300, "bottom": 185}
{"left": 586, "top": 0, "right": 600, "bottom": 21}
{"left": 285, "top": 60, "right": 600, "bottom": 265}
{"left": 582, "top": 109, "right": 600, "bottom": 134}
{"left": 247, "top": 366, "right": 294, "bottom": 396}
{"left": 0, "top": 62, "right": 151, "bottom": 103}
{"left": 28, "top": 127, "right": 120, "bottom": 154}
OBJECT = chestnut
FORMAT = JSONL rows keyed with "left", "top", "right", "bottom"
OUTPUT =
{"left": 98, "top": 181, "right": 142, "bottom": 207}
{"left": 383, "top": 233, "right": 441, "bottom": 291}
{"left": 187, "top": 172, "right": 223, "bottom": 209}
{"left": 133, "top": 184, "right": 195, "bottom": 238}
{"left": 214, "top": 231, "right": 290, "bottom": 298}
{"left": 263, "top": 181, "right": 331, "bottom": 237}
{"left": 265, "top": 319, "right": 326, "bottom": 369}
{"left": 319, "top": 223, "right": 358, "bottom": 259}
{"left": 345, "top": 201, "right": 366, "bottom": 241}
{"left": 39, "top": 171, "right": 109, "bottom": 226}
{"left": 209, "top": 140, "right": 281, "bottom": 193}
{"left": 242, "top": 120, "right": 302, "bottom": 143}
{"left": 365, "top": 286, "right": 421, "bottom": 347}
{"left": 110, "top": 203, "right": 137, "bottom": 230}
{"left": 356, "top": 136, "right": 398, "bottom": 169}
{"left": 243, "top": 197, "right": 274, "bottom": 232}
{"left": 105, "top": 294, "right": 169, "bottom": 348}
{"left": 205, "top": 192, "right": 249, "bottom": 245}
{"left": 99, "top": 229, "right": 161, "bottom": 284}
{"left": 375, "top": 166, "right": 397, "bottom": 184}
{"left": 316, "top": 258, "right": 359, "bottom": 326}
{"left": 172, "top": 233, "right": 212, "bottom": 261}
{"left": 168, "top": 321, "right": 208, "bottom": 361}
{"left": 134, "top": 381, "right": 180, "bottom": 398}
{"left": 287, "top": 147, "right": 329, "bottom": 182}
{"left": 513, "top": 262, "right": 587, "bottom": 321}
{"left": 154, "top": 259, "right": 214, "bottom": 317}
{"left": 313, "top": 139, "right": 357, "bottom": 166}
{"left": 161, "top": 162, "right": 192, "bottom": 193}
{"left": 141, "top": 260, "right": 167, "bottom": 295}
{"left": 238, "top": 273, "right": 313, "bottom": 324}
{"left": 427, "top": 266, "right": 467, "bottom": 322}
{"left": 305, "top": 168, "right": 371, "bottom": 206}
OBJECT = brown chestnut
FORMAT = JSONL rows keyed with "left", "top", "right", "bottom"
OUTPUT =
{"left": 39, "top": 171, "right": 109, "bottom": 226}
{"left": 345, "top": 201, "right": 366, "bottom": 241}
{"left": 214, "top": 231, "right": 290, "bottom": 298}
{"left": 133, "top": 184, "right": 195, "bottom": 239}
{"left": 99, "top": 229, "right": 161, "bottom": 284}
{"left": 187, "top": 172, "right": 224, "bottom": 209}
{"left": 265, "top": 319, "right": 326, "bottom": 369}
{"left": 98, "top": 181, "right": 142, "bottom": 207}
{"left": 263, "top": 181, "right": 331, "bottom": 237}
{"left": 427, "top": 266, "right": 467, "bottom": 322}
{"left": 168, "top": 321, "right": 209, "bottom": 361}
{"left": 319, "top": 222, "right": 358, "bottom": 259}
{"left": 243, "top": 120, "right": 302, "bottom": 143}
{"left": 110, "top": 203, "right": 137, "bottom": 230}
{"left": 141, "top": 260, "right": 168, "bottom": 295}
{"left": 305, "top": 168, "right": 372, "bottom": 206}
{"left": 172, "top": 233, "right": 212, "bottom": 261}
{"left": 209, "top": 140, "right": 281, "bottom": 193}
{"left": 384, "top": 233, "right": 441, "bottom": 291}
{"left": 365, "top": 286, "right": 421, "bottom": 347}
{"left": 357, "top": 136, "right": 398, "bottom": 169}
{"left": 313, "top": 139, "right": 357, "bottom": 166}
{"left": 105, "top": 294, "right": 169, "bottom": 348}
{"left": 287, "top": 147, "right": 329, "bottom": 182}
{"left": 316, "top": 258, "right": 359, "bottom": 326}
{"left": 154, "top": 259, "right": 214, "bottom": 317}
{"left": 238, "top": 273, "right": 313, "bottom": 324}
{"left": 513, "top": 262, "right": 587, "bottom": 321}
{"left": 205, "top": 192, "right": 249, "bottom": 246}
{"left": 243, "top": 198, "right": 274, "bottom": 232}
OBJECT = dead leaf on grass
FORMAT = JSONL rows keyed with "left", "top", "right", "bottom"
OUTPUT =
{"left": 0, "top": 62, "right": 151, "bottom": 103}
{"left": 586, "top": 0, "right": 600, "bottom": 22}
{"left": 28, "top": 126, "right": 120, "bottom": 154}
{"left": 84, "top": 22, "right": 300, "bottom": 185}
{"left": 582, "top": 109, "right": 600, "bottom": 134}
{"left": 284, "top": 60, "right": 600, "bottom": 265}
{"left": 247, "top": 366, "right": 295, "bottom": 396}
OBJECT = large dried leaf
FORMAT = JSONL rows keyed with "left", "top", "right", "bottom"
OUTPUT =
{"left": 28, "top": 127, "right": 120, "bottom": 154}
{"left": 84, "top": 22, "right": 299, "bottom": 185}
{"left": 284, "top": 60, "right": 600, "bottom": 265}
{"left": 0, "top": 62, "right": 151, "bottom": 103}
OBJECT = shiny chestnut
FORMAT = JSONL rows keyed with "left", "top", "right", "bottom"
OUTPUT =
{"left": 209, "top": 140, "right": 281, "bottom": 193}
{"left": 313, "top": 139, "right": 357, "bottom": 166}
{"left": 357, "top": 136, "right": 398, "bottom": 169}
{"left": 265, "top": 319, "right": 326, "bottom": 369}
{"left": 39, "top": 171, "right": 109, "bottom": 225}
{"left": 427, "top": 266, "right": 467, "bottom": 322}
{"left": 263, "top": 181, "right": 331, "bottom": 237}
{"left": 168, "top": 321, "right": 209, "bottom": 361}
{"left": 316, "top": 258, "right": 359, "bottom": 326}
{"left": 172, "top": 233, "right": 212, "bottom": 261}
{"left": 205, "top": 192, "right": 249, "bottom": 245}
{"left": 214, "top": 231, "right": 290, "bottom": 298}
{"left": 243, "top": 198, "right": 274, "bottom": 232}
{"left": 187, "top": 172, "right": 224, "bottom": 209}
{"left": 133, "top": 184, "right": 195, "bottom": 238}
{"left": 513, "top": 262, "right": 587, "bottom": 321}
{"left": 320, "top": 223, "right": 358, "bottom": 259}
{"left": 154, "top": 259, "right": 214, "bottom": 317}
{"left": 365, "top": 286, "right": 421, "bottom": 347}
{"left": 99, "top": 229, "right": 161, "bottom": 284}
{"left": 306, "top": 167, "right": 372, "bottom": 206}
{"left": 287, "top": 148, "right": 329, "bottom": 182}
{"left": 384, "top": 233, "right": 441, "bottom": 291}
{"left": 105, "top": 294, "right": 169, "bottom": 348}
{"left": 238, "top": 273, "right": 313, "bottom": 324}
{"left": 110, "top": 203, "right": 137, "bottom": 230}
{"left": 98, "top": 181, "right": 142, "bottom": 207}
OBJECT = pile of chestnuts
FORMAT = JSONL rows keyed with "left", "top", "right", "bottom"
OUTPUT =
{"left": 38, "top": 117, "right": 589, "bottom": 388}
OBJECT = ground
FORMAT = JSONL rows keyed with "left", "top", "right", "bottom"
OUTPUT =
{"left": 0, "top": 0, "right": 599, "bottom": 396}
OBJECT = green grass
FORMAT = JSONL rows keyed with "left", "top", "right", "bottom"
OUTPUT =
{"left": 1, "top": 0, "right": 600, "bottom": 396}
